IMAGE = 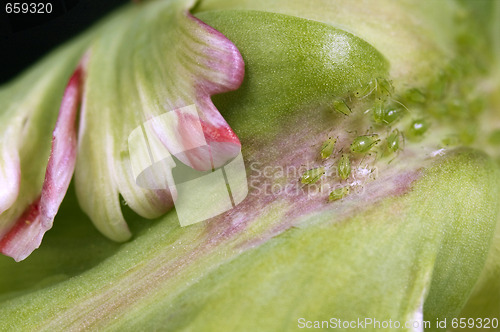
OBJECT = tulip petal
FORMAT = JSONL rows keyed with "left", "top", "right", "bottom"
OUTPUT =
{"left": 74, "top": 0, "right": 244, "bottom": 241}
{"left": 0, "top": 35, "right": 91, "bottom": 261}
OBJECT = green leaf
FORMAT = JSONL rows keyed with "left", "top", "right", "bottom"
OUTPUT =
{"left": 194, "top": 0, "right": 459, "bottom": 87}
{"left": 196, "top": 10, "right": 388, "bottom": 141}
{"left": 0, "top": 149, "right": 497, "bottom": 331}
{"left": 455, "top": 171, "right": 500, "bottom": 325}
{"left": 142, "top": 151, "right": 499, "bottom": 332}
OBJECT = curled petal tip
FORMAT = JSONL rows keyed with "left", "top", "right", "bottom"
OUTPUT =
{"left": 0, "top": 198, "right": 43, "bottom": 262}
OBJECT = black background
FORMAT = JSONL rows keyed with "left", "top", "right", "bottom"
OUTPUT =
{"left": 0, "top": 0, "right": 129, "bottom": 84}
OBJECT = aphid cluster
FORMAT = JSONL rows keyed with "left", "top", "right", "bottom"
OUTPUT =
{"left": 302, "top": 27, "right": 489, "bottom": 204}
{"left": 353, "top": 78, "right": 415, "bottom": 156}
{"left": 332, "top": 77, "right": 413, "bottom": 158}
{"left": 300, "top": 130, "right": 382, "bottom": 202}
{"left": 302, "top": 77, "right": 419, "bottom": 201}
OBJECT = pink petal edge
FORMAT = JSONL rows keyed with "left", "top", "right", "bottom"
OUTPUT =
{"left": 0, "top": 61, "right": 84, "bottom": 262}
{"left": 192, "top": 13, "right": 245, "bottom": 168}
{"left": 151, "top": 14, "right": 245, "bottom": 172}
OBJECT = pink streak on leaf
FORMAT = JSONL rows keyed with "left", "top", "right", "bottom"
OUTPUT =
{"left": 0, "top": 63, "right": 83, "bottom": 262}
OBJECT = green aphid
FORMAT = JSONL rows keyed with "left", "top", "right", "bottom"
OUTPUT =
{"left": 350, "top": 135, "right": 380, "bottom": 153}
{"left": 371, "top": 102, "right": 402, "bottom": 125}
{"left": 387, "top": 129, "right": 402, "bottom": 153}
{"left": 404, "top": 88, "right": 426, "bottom": 104}
{"left": 338, "top": 154, "right": 351, "bottom": 180}
{"left": 354, "top": 80, "right": 375, "bottom": 98}
{"left": 383, "top": 108, "right": 402, "bottom": 124}
{"left": 370, "top": 101, "right": 385, "bottom": 123}
{"left": 375, "top": 78, "right": 394, "bottom": 100}
{"left": 328, "top": 186, "right": 350, "bottom": 202}
{"left": 301, "top": 167, "right": 325, "bottom": 185}
{"left": 408, "top": 119, "right": 429, "bottom": 137}
{"left": 320, "top": 136, "right": 337, "bottom": 159}
{"left": 354, "top": 78, "right": 393, "bottom": 100}
{"left": 333, "top": 99, "right": 351, "bottom": 116}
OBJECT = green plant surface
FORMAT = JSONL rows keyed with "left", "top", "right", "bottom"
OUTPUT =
{"left": 0, "top": 0, "right": 499, "bottom": 331}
